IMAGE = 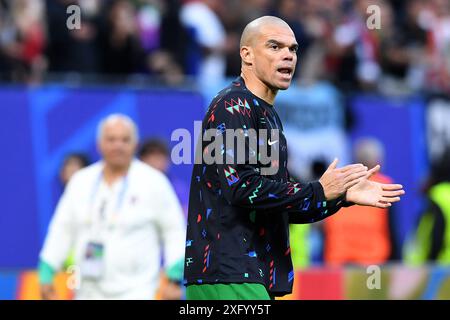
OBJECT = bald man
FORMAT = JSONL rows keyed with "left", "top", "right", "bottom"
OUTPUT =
{"left": 184, "top": 16, "right": 404, "bottom": 300}
{"left": 39, "top": 114, "right": 186, "bottom": 299}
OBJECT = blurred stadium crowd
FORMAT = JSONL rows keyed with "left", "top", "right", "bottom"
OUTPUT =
{"left": 0, "top": 0, "right": 449, "bottom": 93}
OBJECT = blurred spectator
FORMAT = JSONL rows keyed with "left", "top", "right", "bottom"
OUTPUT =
{"left": 295, "top": 0, "right": 337, "bottom": 85}
{"left": 147, "top": 50, "right": 185, "bottom": 85}
{"left": 422, "top": 0, "right": 450, "bottom": 93}
{"left": 145, "top": 0, "right": 188, "bottom": 85}
{"left": 404, "top": 148, "right": 450, "bottom": 265}
{"left": 331, "top": 0, "right": 384, "bottom": 90}
{"left": 323, "top": 138, "right": 399, "bottom": 266}
{"left": 180, "top": 0, "right": 227, "bottom": 85}
{"left": 98, "top": 0, "right": 145, "bottom": 76}
{"left": 136, "top": 0, "right": 162, "bottom": 53}
{"left": 59, "top": 152, "right": 90, "bottom": 187}
{"left": 0, "top": 0, "right": 46, "bottom": 83}
{"left": 377, "top": 1, "right": 412, "bottom": 92}
{"left": 389, "top": 0, "right": 428, "bottom": 91}
{"left": 45, "top": 0, "right": 101, "bottom": 74}
{"left": 38, "top": 114, "right": 186, "bottom": 299}
{"left": 138, "top": 137, "right": 170, "bottom": 173}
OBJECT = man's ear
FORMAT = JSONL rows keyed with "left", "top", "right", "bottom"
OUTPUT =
{"left": 240, "top": 46, "right": 253, "bottom": 65}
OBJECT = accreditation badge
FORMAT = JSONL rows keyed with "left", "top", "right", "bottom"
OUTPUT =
{"left": 81, "top": 241, "right": 105, "bottom": 280}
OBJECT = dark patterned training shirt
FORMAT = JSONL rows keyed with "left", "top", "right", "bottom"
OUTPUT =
{"left": 184, "top": 76, "right": 350, "bottom": 296}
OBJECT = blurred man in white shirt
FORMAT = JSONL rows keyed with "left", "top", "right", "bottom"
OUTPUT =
{"left": 38, "top": 114, "right": 186, "bottom": 299}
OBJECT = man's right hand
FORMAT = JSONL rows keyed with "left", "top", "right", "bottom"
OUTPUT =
{"left": 40, "top": 284, "right": 58, "bottom": 300}
{"left": 318, "top": 158, "right": 368, "bottom": 200}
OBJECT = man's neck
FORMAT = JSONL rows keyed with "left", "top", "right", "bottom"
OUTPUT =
{"left": 241, "top": 71, "right": 278, "bottom": 105}
{"left": 103, "top": 164, "right": 130, "bottom": 186}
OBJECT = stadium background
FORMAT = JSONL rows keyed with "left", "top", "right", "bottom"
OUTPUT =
{"left": 0, "top": 0, "right": 449, "bottom": 299}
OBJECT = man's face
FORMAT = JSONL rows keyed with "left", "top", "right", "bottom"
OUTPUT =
{"left": 98, "top": 121, "right": 136, "bottom": 169}
{"left": 251, "top": 24, "right": 298, "bottom": 90}
{"left": 60, "top": 158, "right": 84, "bottom": 186}
{"left": 141, "top": 153, "right": 169, "bottom": 174}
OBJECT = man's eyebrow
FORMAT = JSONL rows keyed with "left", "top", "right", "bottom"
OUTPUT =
{"left": 266, "top": 39, "right": 281, "bottom": 46}
{"left": 266, "top": 39, "right": 299, "bottom": 49}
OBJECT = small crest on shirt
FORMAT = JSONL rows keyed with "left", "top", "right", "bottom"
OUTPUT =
{"left": 129, "top": 195, "right": 138, "bottom": 205}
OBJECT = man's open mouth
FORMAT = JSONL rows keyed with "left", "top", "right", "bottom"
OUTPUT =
{"left": 277, "top": 67, "right": 293, "bottom": 76}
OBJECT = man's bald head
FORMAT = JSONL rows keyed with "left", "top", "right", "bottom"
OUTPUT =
{"left": 240, "top": 16, "right": 293, "bottom": 48}
{"left": 97, "top": 113, "right": 139, "bottom": 144}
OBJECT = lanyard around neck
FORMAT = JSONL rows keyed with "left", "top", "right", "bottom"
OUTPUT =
{"left": 90, "top": 170, "right": 129, "bottom": 214}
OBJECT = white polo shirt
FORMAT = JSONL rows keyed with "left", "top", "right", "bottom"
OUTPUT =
{"left": 40, "top": 159, "right": 186, "bottom": 299}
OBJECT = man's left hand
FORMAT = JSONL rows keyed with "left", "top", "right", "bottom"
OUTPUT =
{"left": 346, "top": 165, "right": 405, "bottom": 208}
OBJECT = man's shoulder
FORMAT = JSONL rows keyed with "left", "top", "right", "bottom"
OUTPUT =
{"left": 64, "top": 162, "right": 102, "bottom": 192}
{"left": 211, "top": 77, "right": 254, "bottom": 105}
{"left": 205, "top": 77, "right": 258, "bottom": 124}
{"left": 71, "top": 162, "right": 102, "bottom": 182}
{"left": 130, "top": 159, "right": 170, "bottom": 185}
